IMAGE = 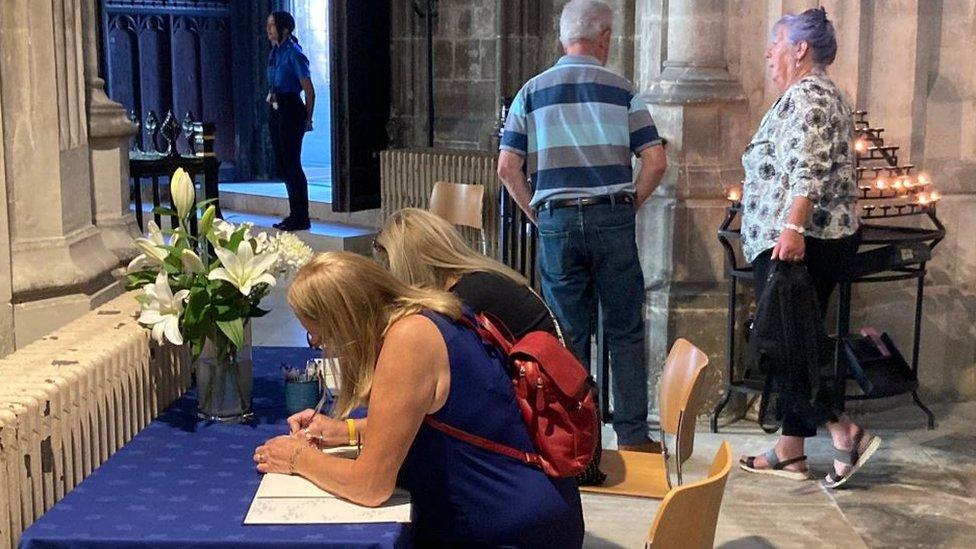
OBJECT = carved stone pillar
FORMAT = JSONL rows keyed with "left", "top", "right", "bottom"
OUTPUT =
{"left": 82, "top": 0, "right": 140, "bottom": 263}
{"left": 635, "top": 0, "right": 747, "bottom": 415}
{"left": 0, "top": 97, "right": 13, "bottom": 357}
{"left": 0, "top": 0, "right": 122, "bottom": 347}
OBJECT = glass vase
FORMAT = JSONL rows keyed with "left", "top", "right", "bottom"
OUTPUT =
{"left": 195, "top": 330, "right": 253, "bottom": 423}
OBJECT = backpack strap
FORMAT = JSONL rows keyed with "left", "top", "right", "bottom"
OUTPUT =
{"left": 457, "top": 312, "right": 514, "bottom": 355}
{"left": 525, "top": 286, "right": 567, "bottom": 347}
{"left": 424, "top": 416, "right": 544, "bottom": 469}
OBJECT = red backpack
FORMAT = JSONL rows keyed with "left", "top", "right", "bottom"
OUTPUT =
{"left": 424, "top": 313, "right": 599, "bottom": 478}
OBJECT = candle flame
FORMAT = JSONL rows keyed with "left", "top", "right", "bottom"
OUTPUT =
{"left": 726, "top": 188, "right": 741, "bottom": 202}
{"left": 874, "top": 178, "right": 888, "bottom": 190}
{"left": 917, "top": 173, "right": 930, "bottom": 186}
{"left": 917, "top": 192, "right": 930, "bottom": 205}
{"left": 854, "top": 139, "right": 867, "bottom": 153}
{"left": 930, "top": 190, "right": 941, "bottom": 201}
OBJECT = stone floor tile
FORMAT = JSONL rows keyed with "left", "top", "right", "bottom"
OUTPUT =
{"left": 835, "top": 498, "right": 976, "bottom": 548}
{"left": 714, "top": 503, "right": 868, "bottom": 549}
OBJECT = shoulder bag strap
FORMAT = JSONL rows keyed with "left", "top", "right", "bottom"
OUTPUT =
{"left": 424, "top": 416, "right": 543, "bottom": 468}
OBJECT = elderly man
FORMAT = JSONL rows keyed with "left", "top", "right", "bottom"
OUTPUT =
{"left": 497, "top": 0, "right": 667, "bottom": 451}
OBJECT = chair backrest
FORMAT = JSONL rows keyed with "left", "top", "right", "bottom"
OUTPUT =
{"left": 429, "top": 181, "right": 485, "bottom": 230}
{"left": 659, "top": 338, "right": 709, "bottom": 465}
{"left": 646, "top": 441, "right": 732, "bottom": 549}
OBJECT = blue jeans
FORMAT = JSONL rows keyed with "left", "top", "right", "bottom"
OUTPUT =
{"left": 537, "top": 201, "right": 649, "bottom": 445}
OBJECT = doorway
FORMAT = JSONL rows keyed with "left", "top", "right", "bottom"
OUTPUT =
{"left": 292, "top": 0, "right": 333, "bottom": 202}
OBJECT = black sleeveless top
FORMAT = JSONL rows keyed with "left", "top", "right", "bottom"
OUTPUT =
{"left": 450, "top": 272, "right": 556, "bottom": 339}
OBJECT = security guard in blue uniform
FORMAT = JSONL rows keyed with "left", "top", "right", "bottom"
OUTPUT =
{"left": 266, "top": 11, "right": 315, "bottom": 231}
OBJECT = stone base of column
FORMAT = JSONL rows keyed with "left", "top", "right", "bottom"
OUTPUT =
{"left": 10, "top": 225, "right": 122, "bottom": 347}
{"left": 90, "top": 134, "right": 140, "bottom": 264}
{"left": 645, "top": 66, "right": 746, "bottom": 105}
{"left": 0, "top": 304, "right": 13, "bottom": 355}
{"left": 96, "top": 215, "right": 141, "bottom": 265}
{"left": 12, "top": 277, "right": 124, "bottom": 348}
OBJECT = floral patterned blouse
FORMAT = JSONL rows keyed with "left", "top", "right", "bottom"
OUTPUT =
{"left": 740, "top": 74, "right": 859, "bottom": 262}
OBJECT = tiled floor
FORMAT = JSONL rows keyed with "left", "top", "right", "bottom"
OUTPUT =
{"left": 254, "top": 281, "right": 976, "bottom": 548}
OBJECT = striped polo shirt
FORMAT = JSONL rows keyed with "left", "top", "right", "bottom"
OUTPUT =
{"left": 500, "top": 55, "right": 662, "bottom": 207}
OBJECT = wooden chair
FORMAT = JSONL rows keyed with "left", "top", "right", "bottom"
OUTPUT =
{"left": 428, "top": 181, "right": 487, "bottom": 254}
{"left": 646, "top": 441, "right": 732, "bottom": 549}
{"left": 580, "top": 338, "right": 710, "bottom": 498}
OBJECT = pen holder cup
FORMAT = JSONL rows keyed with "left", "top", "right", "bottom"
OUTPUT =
{"left": 284, "top": 380, "right": 322, "bottom": 416}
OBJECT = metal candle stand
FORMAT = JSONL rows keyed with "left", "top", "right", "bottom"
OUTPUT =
{"left": 711, "top": 110, "right": 945, "bottom": 433}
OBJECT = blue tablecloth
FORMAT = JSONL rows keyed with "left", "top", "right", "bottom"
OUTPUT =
{"left": 19, "top": 347, "right": 410, "bottom": 549}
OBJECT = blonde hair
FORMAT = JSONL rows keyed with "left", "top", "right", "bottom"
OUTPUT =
{"left": 375, "top": 208, "right": 528, "bottom": 290}
{"left": 287, "top": 251, "right": 461, "bottom": 418}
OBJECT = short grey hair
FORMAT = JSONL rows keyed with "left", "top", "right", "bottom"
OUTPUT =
{"left": 772, "top": 7, "right": 838, "bottom": 67}
{"left": 559, "top": 0, "right": 613, "bottom": 46}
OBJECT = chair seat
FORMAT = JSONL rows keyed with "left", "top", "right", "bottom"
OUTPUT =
{"left": 579, "top": 450, "right": 670, "bottom": 498}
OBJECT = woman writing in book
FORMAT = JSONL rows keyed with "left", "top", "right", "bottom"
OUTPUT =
{"left": 253, "top": 252, "right": 583, "bottom": 547}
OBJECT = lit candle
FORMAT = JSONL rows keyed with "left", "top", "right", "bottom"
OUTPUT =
{"left": 892, "top": 179, "right": 903, "bottom": 190}
{"left": 725, "top": 184, "right": 742, "bottom": 202}
{"left": 917, "top": 173, "right": 931, "bottom": 186}
{"left": 874, "top": 178, "right": 888, "bottom": 190}
{"left": 903, "top": 176, "right": 915, "bottom": 189}
{"left": 930, "top": 190, "right": 941, "bottom": 202}
{"left": 917, "top": 192, "right": 930, "bottom": 205}
{"left": 854, "top": 139, "right": 868, "bottom": 153}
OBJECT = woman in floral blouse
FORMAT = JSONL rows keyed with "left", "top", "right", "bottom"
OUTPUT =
{"left": 738, "top": 8, "right": 881, "bottom": 489}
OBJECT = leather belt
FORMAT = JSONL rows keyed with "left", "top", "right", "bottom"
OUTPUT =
{"left": 538, "top": 193, "right": 635, "bottom": 211}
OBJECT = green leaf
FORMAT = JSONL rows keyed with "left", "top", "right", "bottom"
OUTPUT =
{"left": 152, "top": 206, "right": 178, "bottom": 217}
{"left": 216, "top": 318, "right": 244, "bottom": 348}
{"left": 195, "top": 198, "right": 220, "bottom": 210}
{"left": 183, "top": 287, "right": 210, "bottom": 328}
{"left": 228, "top": 229, "right": 246, "bottom": 253}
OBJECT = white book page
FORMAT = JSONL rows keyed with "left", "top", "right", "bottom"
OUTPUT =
{"left": 244, "top": 445, "right": 411, "bottom": 524}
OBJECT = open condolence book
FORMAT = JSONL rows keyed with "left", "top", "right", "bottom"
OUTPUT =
{"left": 244, "top": 446, "right": 412, "bottom": 524}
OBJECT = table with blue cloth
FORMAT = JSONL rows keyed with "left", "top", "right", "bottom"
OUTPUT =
{"left": 18, "top": 347, "right": 409, "bottom": 549}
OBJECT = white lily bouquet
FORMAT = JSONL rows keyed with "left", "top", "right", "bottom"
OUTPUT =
{"left": 126, "top": 167, "right": 313, "bottom": 383}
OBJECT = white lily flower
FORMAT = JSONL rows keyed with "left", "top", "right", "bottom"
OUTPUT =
{"left": 171, "top": 167, "right": 196, "bottom": 220}
{"left": 180, "top": 249, "right": 205, "bottom": 273}
{"left": 131, "top": 221, "right": 170, "bottom": 267}
{"left": 137, "top": 271, "right": 190, "bottom": 345}
{"left": 208, "top": 243, "right": 278, "bottom": 296}
{"left": 253, "top": 231, "right": 270, "bottom": 253}
{"left": 212, "top": 219, "right": 236, "bottom": 242}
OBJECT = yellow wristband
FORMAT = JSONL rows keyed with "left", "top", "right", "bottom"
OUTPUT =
{"left": 346, "top": 419, "right": 358, "bottom": 447}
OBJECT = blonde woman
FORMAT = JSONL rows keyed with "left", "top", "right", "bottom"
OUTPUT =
{"left": 253, "top": 252, "right": 584, "bottom": 547}
{"left": 373, "top": 208, "right": 556, "bottom": 338}
{"left": 374, "top": 208, "right": 609, "bottom": 485}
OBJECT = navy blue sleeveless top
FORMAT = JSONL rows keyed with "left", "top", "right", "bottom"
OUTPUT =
{"left": 397, "top": 311, "right": 584, "bottom": 548}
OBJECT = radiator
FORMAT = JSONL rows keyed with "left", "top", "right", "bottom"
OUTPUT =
{"left": 0, "top": 293, "right": 191, "bottom": 549}
{"left": 380, "top": 148, "right": 502, "bottom": 257}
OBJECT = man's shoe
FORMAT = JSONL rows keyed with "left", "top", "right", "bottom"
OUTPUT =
{"left": 280, "top": 219, "right": 311, "bottom": 231}
{"left": 618, "top": 439, "right": 662, "bottom": 453}
{"left": 272, "top": 217, "right": 292, "bottom": 230}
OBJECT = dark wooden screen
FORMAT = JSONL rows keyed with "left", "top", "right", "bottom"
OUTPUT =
{"left": 101, "top": 1, "right": 239, "bottom": 170}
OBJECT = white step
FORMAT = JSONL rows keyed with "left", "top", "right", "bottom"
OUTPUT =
{"left": 133, "top": 205, "right": 376, "bottom": 256}
{"left": 217, "top": 182, "right": 381, "bottom": 228}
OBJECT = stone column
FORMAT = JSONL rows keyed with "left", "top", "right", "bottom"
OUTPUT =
{"left": 0, "top": 0, "right": 121, "bottom": 347}
{"left": 0, "top": 95, "right": 13, "bottom": 357}
{"left": 81, "top": 0, "right": 140, "bottom": 263}
{"left": 636, "top": 0, "right": 748, "bottom": 415}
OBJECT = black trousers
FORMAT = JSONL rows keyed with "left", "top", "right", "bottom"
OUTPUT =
{"left": 269, "top": 93, "right": 309, "bottom": 223}
{"left": 752, "top": 233, "right": 860, "bottom": 437}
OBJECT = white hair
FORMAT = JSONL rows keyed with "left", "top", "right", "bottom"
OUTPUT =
{"left": 559, "top": 0, "right": 613, "bottom": 46}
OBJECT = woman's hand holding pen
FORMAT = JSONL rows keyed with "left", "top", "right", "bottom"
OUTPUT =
{"left": 287, "top": 409, "right": 345, "bottom": 447}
